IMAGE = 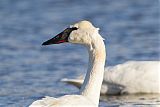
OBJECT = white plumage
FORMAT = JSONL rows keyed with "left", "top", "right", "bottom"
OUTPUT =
{"left": 29, "top": 20, "right": 106, "bottom": 107}
{"left": 62, "top": 61, "right": 160, "bottom": 95}
{"left": 29, "top": 95, "right": 94, "bottom": 107}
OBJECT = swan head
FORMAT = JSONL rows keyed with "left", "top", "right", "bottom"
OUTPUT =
{"left": 42, "top": 20, "right": 101, "bottom": 46}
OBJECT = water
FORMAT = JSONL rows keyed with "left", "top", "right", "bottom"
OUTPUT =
{"left": 0, "top": 0, "right": 159, "bottom": 107}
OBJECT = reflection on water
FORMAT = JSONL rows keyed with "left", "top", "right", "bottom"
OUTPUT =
{"left": 0, "top": 0, "right": 159, "bottom": 107}
{"left": 100, "top": 94, "right": 160, "bottom": 107}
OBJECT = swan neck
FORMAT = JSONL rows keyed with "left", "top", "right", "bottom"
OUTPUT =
{"left": 80, "top": 37, "right": 106, "bottom": 106}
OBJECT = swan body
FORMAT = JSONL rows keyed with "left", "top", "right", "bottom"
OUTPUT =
{"left": 29, "top": 20, "right": 106, "bottom": 107}
{"left": 62, "top": 61, "right": 160, "bottom": 95}
{"left": 29, "top": 95, "right": 95, "bottom": 107}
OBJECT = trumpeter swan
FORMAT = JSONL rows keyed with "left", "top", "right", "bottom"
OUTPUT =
{"left": 29, "top": 20, "right": 106, "bottom": 107}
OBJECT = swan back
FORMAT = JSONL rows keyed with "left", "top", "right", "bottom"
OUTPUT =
{"left": 104, "top": 61, "right": 160, "bottom": 94}
{"left": 29, "top": 95, "right": 96, "bottom": 107}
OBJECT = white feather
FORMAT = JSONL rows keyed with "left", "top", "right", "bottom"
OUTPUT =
{"left": 62, "top": 61, "right": 160, "bottom": 95}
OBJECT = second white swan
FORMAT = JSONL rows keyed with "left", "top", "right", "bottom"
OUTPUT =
{"left": 62, "top": 61, "right": 160, "bottom": 95}
{"left": 62, "top": 60, "right": 160, "bottom": 95}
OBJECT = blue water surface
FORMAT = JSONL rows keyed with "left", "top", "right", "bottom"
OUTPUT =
{"left": 0, "top": 0, "right": 159, "bottom": 107}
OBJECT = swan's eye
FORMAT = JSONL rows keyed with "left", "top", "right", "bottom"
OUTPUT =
{"left": 63, "top": 27, "right": 78, "bottom": 37}
{"left": 71, "top": 27, "right": 78, "bottom": 30}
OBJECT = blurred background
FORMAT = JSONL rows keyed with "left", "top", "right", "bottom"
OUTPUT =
{"left": 0, "top": 0, "right": 159, "bottom": 107}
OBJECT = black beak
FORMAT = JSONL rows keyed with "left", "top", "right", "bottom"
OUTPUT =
{"left": 42, "top": 27, "right": 78, "bottom": 45}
